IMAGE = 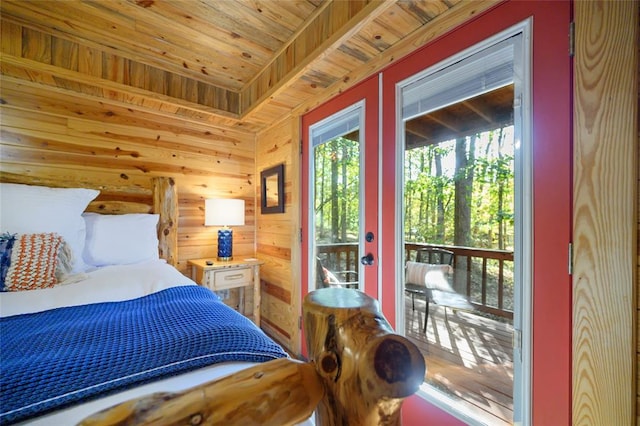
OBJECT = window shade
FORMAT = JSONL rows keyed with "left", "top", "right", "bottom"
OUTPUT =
{"left": 402, "top": 36, "right": 518, "bottom": 121}
{"left": 311, "top": 105, "right": 361, "bottom": 147}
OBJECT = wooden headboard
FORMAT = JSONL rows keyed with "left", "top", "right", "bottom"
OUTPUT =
{"left": 0, "top": 173, "right": 178, "bottom": 267}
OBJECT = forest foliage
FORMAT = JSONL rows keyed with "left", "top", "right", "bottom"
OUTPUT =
{"left": 405, "top": 126, "right": 515, "bottom": 251}
{"left": 314, "top": 137, "right": 360, "bottom": 244}
{"left": 313, "top": 126, "right": 515, "bottom": 252}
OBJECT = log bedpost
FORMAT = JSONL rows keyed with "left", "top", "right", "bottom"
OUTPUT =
{"left": 303, "top": 288, "right": 426, "bottom": 426}
{"left": 152, "top": 176, "right": 178, "bottom": 267}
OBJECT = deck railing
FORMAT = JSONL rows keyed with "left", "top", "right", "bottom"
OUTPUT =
{"left": 317, "top": 242, "right": 514, "bottom": 319}
{"left": 316, "top": 243, "right": 359, "bottom": 275}
{"left": 405, "top": 243, "right": 514, "bottom": 319}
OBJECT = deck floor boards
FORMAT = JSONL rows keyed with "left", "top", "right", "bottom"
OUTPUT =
{"left": 405, "top": 298, "right": 514, "bottom": 425}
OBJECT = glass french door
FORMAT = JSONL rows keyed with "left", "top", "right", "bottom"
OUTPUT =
{"left": 301, "top": 77, "right": 380, "bottom": 303}
{"left": 395, "top": 28, "right": 529, "bottom": 425}
{"left": 308, "top": 102, "right": 364, "bottom": 291}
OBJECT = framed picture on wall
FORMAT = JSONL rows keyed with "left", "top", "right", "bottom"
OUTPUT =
{"left": 261, "top": 164, "right": 284, "bottom": 214}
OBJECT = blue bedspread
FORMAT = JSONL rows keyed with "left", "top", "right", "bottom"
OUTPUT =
{"left": 0, "top": 286, "right": 287, "bottom": 425}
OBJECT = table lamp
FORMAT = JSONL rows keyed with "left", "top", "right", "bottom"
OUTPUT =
{"left": 205, "top": 198, "right": 245, "bottom": 261}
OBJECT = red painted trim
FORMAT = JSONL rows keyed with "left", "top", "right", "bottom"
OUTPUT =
{"left": 402, "top": 396, "right": 466, "bottom": 426}
{"left": 528, "top": 2, "right": 572, "bottom": 424}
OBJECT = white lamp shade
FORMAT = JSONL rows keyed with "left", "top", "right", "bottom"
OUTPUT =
{"left": 204, "top": 199, "right": 245, "bottom": 226}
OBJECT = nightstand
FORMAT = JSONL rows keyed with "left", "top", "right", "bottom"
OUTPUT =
{"left": 188, "top": 258, "right": 263, "bottom": 326}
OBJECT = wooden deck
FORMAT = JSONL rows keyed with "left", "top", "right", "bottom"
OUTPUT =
{"left": 405, "top": 297, "right": 514, "bottom": 425}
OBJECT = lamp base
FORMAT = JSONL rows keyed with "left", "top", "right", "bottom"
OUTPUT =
{"left": 217, "top": 228, "right": 233, "bottom": 261}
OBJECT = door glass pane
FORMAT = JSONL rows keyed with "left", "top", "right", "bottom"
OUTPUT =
{"left": 310, "top": 106, "right": 362, "bottom": 291}
{"left": 401, "top": 35, "right": 521, "bottom": 426}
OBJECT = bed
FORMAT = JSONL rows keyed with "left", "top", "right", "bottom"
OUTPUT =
{"left": 0, "top": 177, "right": 297, "bottom": 425}
{"left": 0, "top": 175, "right": 425, "bottom": 426}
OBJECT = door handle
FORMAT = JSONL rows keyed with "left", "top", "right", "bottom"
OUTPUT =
{"left": 360, "top": 253, "right": 374, "bottom": 266}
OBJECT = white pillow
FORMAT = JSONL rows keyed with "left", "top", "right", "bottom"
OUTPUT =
{"left": 0, "top": 183, "right": 99, "bottom": 273}
{"left": 83, "top": 213, "right": 160, "bottom": 266}
{"left": 405, "top": 261, "right": 453, "bottom": 291}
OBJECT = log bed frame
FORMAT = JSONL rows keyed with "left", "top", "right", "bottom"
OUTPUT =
{"left": 0, "top": 173, "right": 178, "bottom": 267}
{"left": 0, "top": 173, "right": 426, "bottom": 425}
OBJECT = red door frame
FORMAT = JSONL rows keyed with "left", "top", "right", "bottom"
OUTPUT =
{"left": 380, "top": 1, "right": 572, "bottom": 424}
{"left": 300, "top": 75, "right": 380, "bottom": 353}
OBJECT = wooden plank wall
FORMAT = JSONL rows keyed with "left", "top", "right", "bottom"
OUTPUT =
{"left": 0, "top": 91, "right": 257, "bottom": 272}
{"left": 0, "top": 33, "right": 258, "bottom": 276}
{"left": 572, "top": 1, "right": 638, "bottom": 424}
{"left": 255, "top": 116, "right": 302, "bottom": 354}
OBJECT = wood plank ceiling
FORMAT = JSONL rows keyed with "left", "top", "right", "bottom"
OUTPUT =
{"left": 0, "top": 0, "right": 501, "bottom": 133}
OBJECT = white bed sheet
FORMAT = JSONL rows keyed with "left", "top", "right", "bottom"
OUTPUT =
{"left": 0, "top": 260, "right": 195, "bottom": 317}
{"left": 2, "top": 261, "right": 315, "bottom": 425}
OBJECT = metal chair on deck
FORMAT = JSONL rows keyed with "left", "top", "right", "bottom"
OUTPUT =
{"left": 316, "top": 256, "right": 359, "bottom": 289}
{"left": 405, "top": 248, "right": 455, "bottom": 332}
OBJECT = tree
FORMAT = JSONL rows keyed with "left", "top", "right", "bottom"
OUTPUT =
{"left": 434, "top": 147, "right": 445, "bottom": 242}
{"left": 314, "top": 136, "right": 361, "bottom": 244}
{"left": 454, "top": 135, "right": 475, "bottom": 247}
